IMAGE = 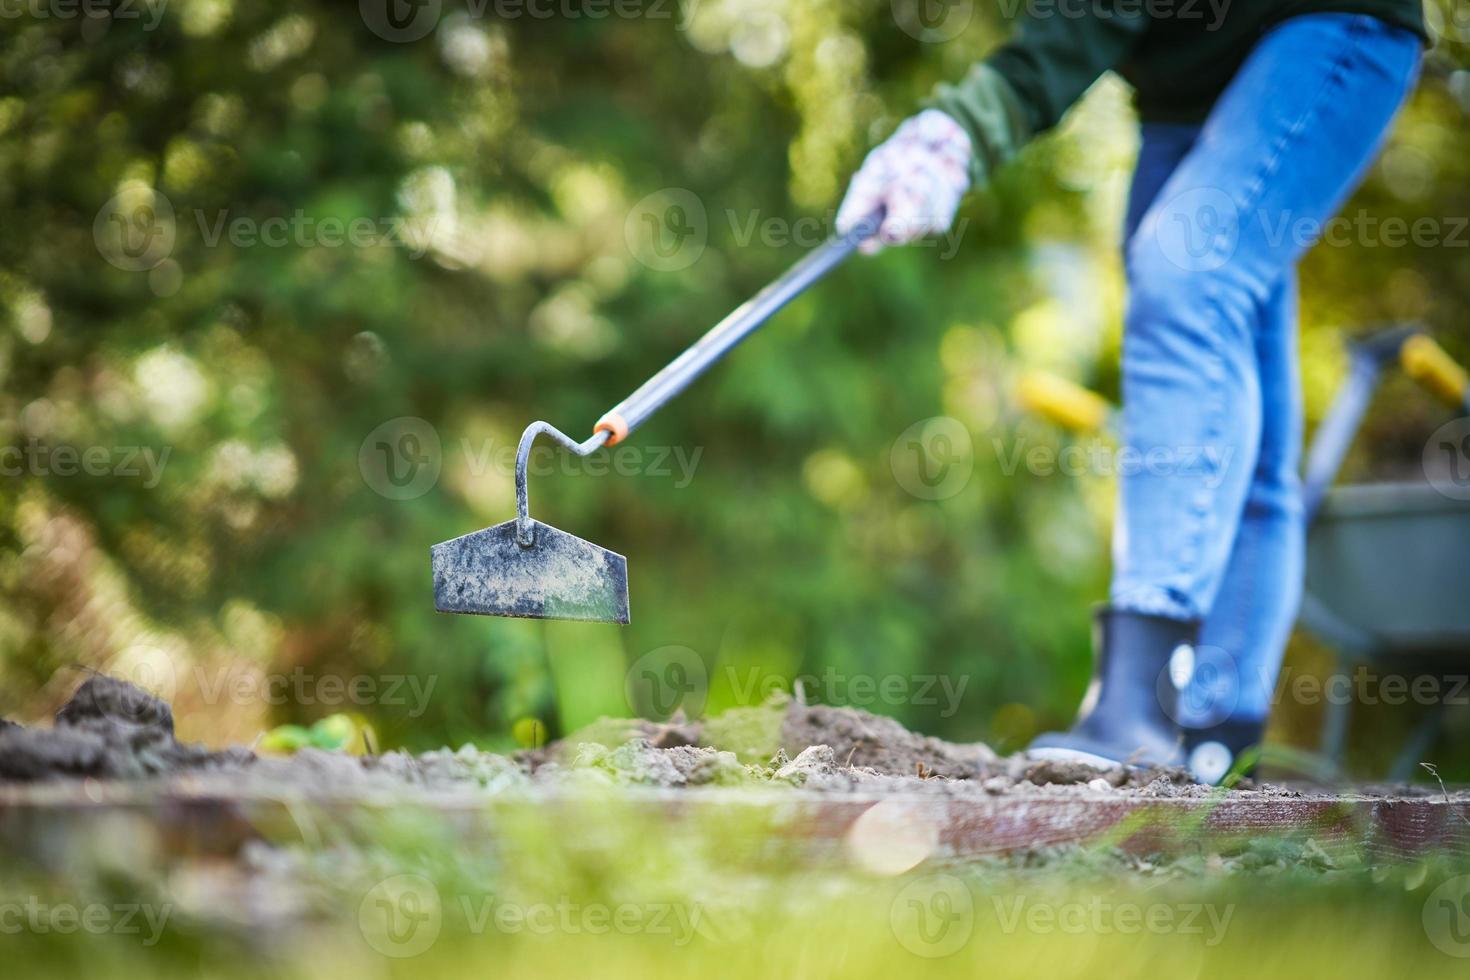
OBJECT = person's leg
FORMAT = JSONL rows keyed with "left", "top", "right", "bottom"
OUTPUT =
{"left": 1111, "top": 13, "right": 1419, "bottom": 622}
{"left": 1028, "top": 124, "right": 1206, "bottom": 769}
{"left": 1119, "top": 133, "right": 1305, "bottom": 772}
{"left": 1180, "top": 275, "right": 1304, "bottom": 780}
{"left": 1122, "top": 124, "right": 1203, "bottom": 237}
{"left": 1033, "top": 13, "right": 1420, "bottom": 768}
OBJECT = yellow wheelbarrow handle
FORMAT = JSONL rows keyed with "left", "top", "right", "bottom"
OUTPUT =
{"left": 1017, "top": 371, "right": 1114, "bottom": 433}
{"left": 1401, "top": 334, "right": 1470, "bottom": 409}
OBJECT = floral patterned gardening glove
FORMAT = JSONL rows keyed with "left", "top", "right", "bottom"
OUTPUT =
{"left": 835, "top": 108, "right": 974, "bottom": 254}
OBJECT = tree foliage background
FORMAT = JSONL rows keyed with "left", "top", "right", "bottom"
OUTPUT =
{"left": 2, "top": 0, "right": 1468, "bottom": 771}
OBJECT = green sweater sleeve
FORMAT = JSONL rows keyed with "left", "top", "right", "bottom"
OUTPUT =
{"left": 927, "top": 4, "right": 1150, "bottom": 186}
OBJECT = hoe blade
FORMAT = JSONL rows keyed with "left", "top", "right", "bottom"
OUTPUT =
{"left": 431, "top": 519, "right": 629, "bottom": 624}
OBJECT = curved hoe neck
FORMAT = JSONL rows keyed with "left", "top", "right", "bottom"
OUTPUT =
{"left": 514, "top": 422, "right": 611, "bottom": 546}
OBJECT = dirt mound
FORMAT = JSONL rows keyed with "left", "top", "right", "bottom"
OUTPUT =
{"left": 0, "top": 675, "right": 252, "bottom": 782}
{"left": 780, "top": 703, "right": 1000, "bottom": 779}
{"left": 527, "top": 696, "right": 1204, "bottom": 791}
{"left": 532, "top": 697, "right": 1005, "bottom": 780}
{"left": 531, "top": 697, "right": 1202, "bottom": 790}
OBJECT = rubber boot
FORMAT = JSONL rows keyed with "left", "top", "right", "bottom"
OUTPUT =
{"left": 1028, "top": 607, "right": 1200, "bottom": 769}
{"left": 1183, "top": 718, "right": 1265, "bottom": 785}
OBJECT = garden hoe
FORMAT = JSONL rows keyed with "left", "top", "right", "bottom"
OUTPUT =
{"left": 431, "top": 209, "right": 884, "bottom": 624}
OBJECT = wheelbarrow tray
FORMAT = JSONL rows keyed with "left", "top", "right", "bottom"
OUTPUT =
{"left": 1305, "top": 481, "right": 1470, "bottom": 657}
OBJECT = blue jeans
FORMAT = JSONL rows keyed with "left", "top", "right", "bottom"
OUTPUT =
{"left": 1111, "top": 13, "right": 1420, "bottom": 725}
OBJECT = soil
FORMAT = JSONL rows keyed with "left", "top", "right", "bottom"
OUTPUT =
{"left": 0, "top": 676, "right": 1455, "bottom": 804}
{"left": 517, "top": 697, "right": 1210, "bottom": 796}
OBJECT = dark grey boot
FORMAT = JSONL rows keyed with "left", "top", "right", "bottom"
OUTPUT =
{"left": 1028, "top": 607, "right": 1199, "bottom": 768}
{"left": 1184, "top": 718, "right": 1266, "bottom": 784}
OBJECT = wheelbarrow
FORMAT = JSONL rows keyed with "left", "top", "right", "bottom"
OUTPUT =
{"left": 1018, "top": 325, "right": 1470, "bottom": 779}
{"left": 1296, "top": 327, "right": 1470, "bottom": 778}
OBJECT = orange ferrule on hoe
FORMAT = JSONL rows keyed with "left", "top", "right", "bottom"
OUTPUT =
{"left": 594, "top": 412, "right": 629, "bottom": 447}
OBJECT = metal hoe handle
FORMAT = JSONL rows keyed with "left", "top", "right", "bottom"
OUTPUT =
{"left": 514, "top": 207, "right": 883, "bottom": 546}
{"left": 591, "top": 206, "right": 885, "bottom": 445}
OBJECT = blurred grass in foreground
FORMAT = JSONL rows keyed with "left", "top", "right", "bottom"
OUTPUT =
{"left": 4, "top": 785, "right": 1470, "bottom": 978}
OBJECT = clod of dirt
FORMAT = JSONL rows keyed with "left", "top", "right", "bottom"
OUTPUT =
{"left": 1135, "top": 769, "right": 1209, "bottom": 797}
{"left": 774, "top": 745, "right": 839, "bottom": 786}
{"left": 0, "top": 726, "right": 113, "bottom": 781}
{"left": 1023, "top": 758, "right": 1128, "bottom": 788}
{"left": 412, "top": 744, "right": 531, "bottom": 791}
{"left": 1020, "top": 756, "right": 1202, "bottom": 792}
{"left": 780, "top": 703, "right": 999, "bottom": 779}
{"left": 56, "top": 674, "right": 175, "bottom": 733}
{"left": 0, "top": 675, "right": 251, "bottom": 783}
{"left": 569, "top": 740, "right": 751, "bottom": 787}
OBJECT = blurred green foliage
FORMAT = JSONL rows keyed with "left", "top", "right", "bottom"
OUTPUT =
{"left": 1, "top": 0, "right": 1468, "bottom": 762}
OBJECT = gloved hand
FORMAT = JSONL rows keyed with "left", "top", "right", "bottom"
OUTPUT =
{"left": 836, "top": 108, "right": 973, "bottom": 254}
